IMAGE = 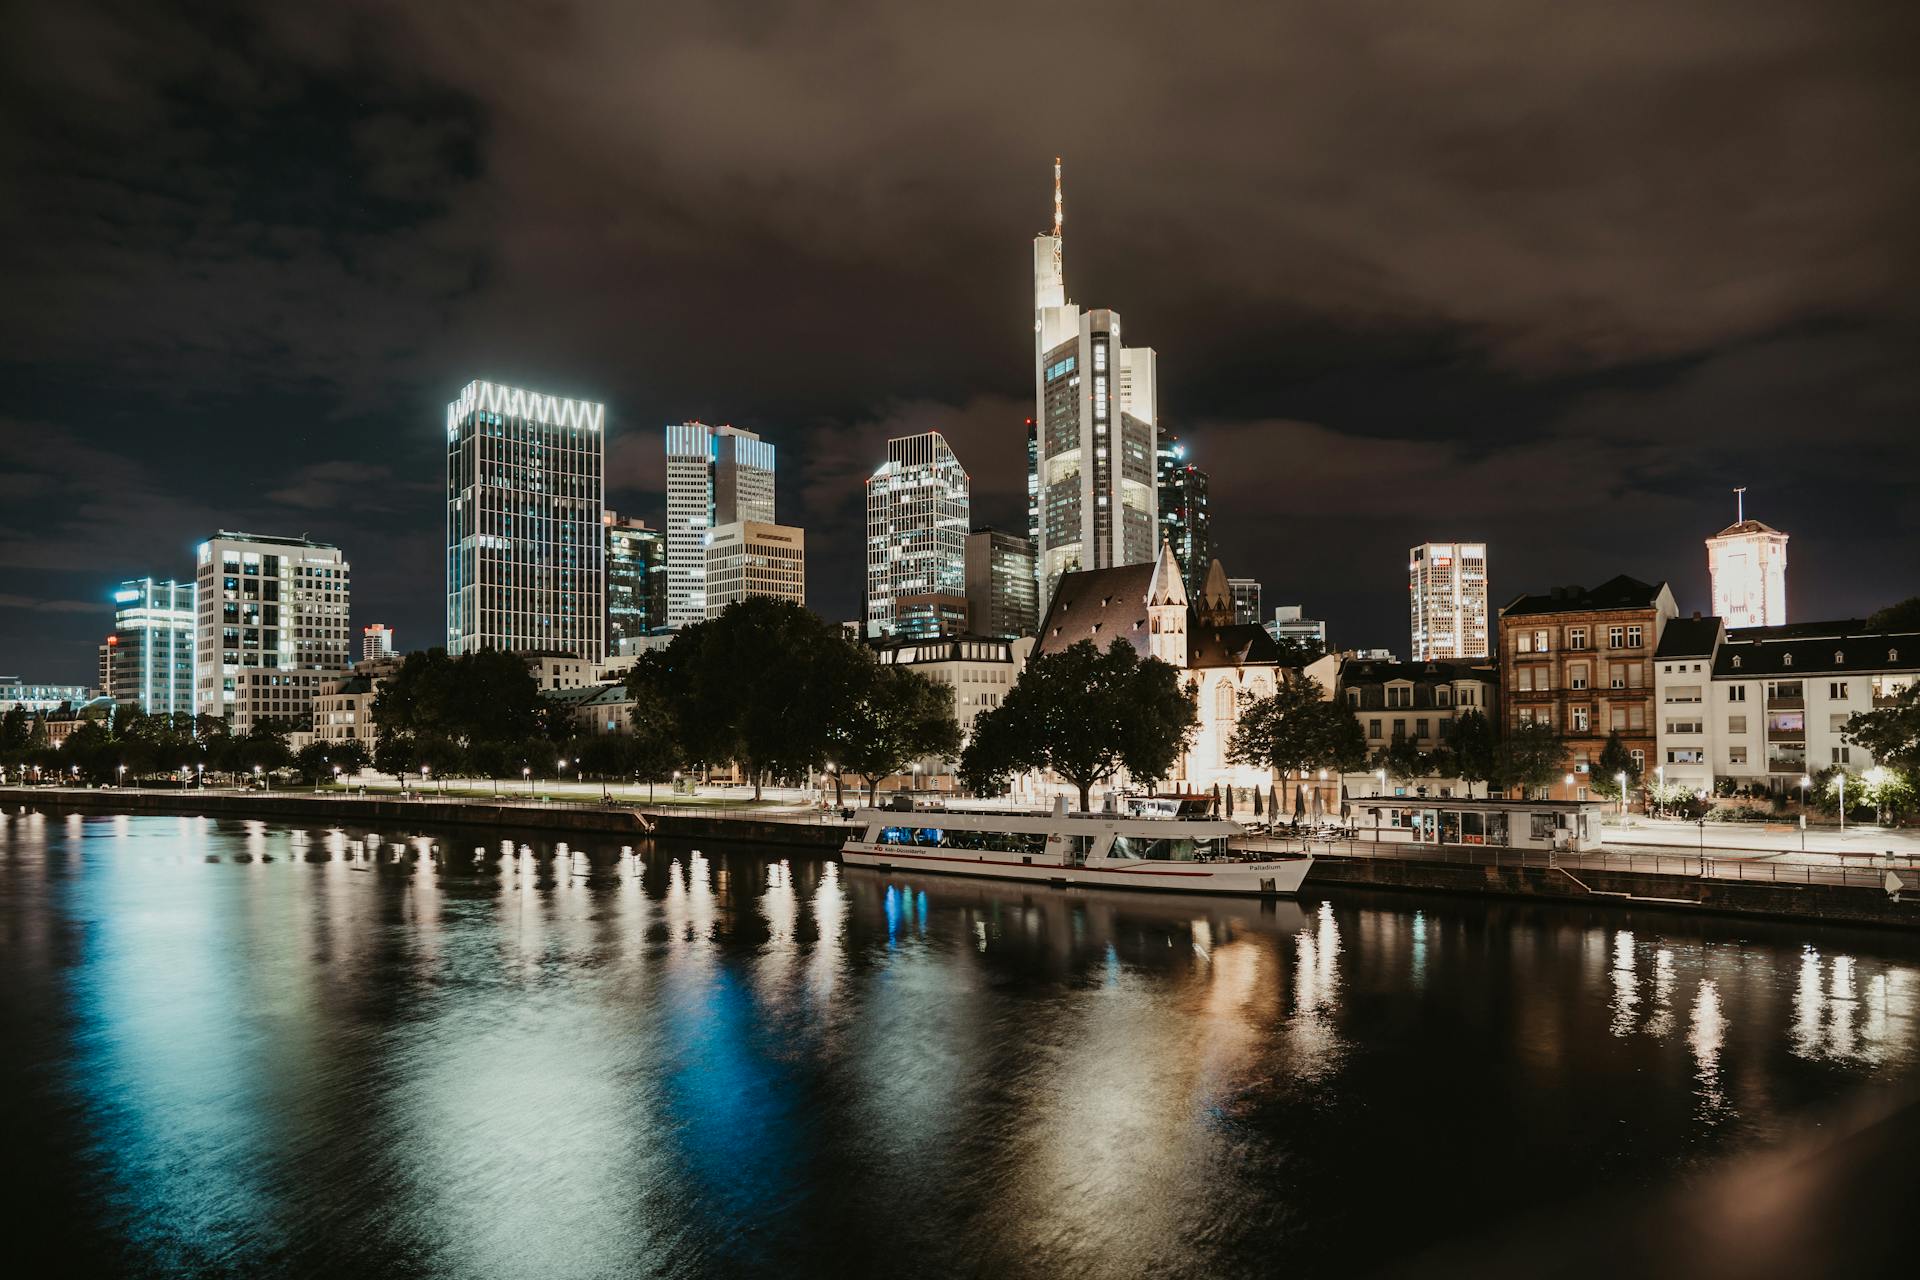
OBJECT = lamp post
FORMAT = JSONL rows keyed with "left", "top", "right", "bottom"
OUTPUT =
{"left": 1654, "top": 764, "right": 1665, "bottom": 817}
{"left": 1866, "top": 766, "right": 1887, "bottom": 824}
{"left": 1799, "top": 774, "right": 1811, "bottom": 849}
{"left": 1375, "top": 768, "right": 1386, "bottom": 797}
{"left": 117, "top": 763, "right": 126, "bottom": 790}
{"left": 1838, "top": 771, "right": 1847, "bottom": 832}
{"left": 523, "top": 765, "right": 532, "bottom": 796}
{"left": 421, "top": 764, "right": 430, "bottom": 798}
{"left": 254, "top": 764, "right": 263, "bottom": 794}
{"left": 1615, "top": 771, "right": 1627, "bottom": 818}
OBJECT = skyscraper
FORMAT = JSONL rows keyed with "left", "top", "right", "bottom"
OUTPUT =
{"left": 108, "top": 578, "right": 195, "bottom": 716}
{"left": 1156, "top": 431, "right": 1211, "bottom": 598}
{"left": 1228, "top": 578, "right": 1263, "bottom": 627}
{"left": 1409, "top": 542, "right": 1489, "bottom": 659}
{"left": 965, "top": 527, "right": 1038, "bottom": 639}
{"left": 1032, "top": 158, "right": 1157, "bottom": 611}
{"left": 1706, "top": 489, "right": 1788, "bottom": 629}
{"left": 194, "top": 532, "right": 351, "bottom": 731}
{"left": 704, "top": 520, "right": 805, "bottom": 615}
{"left": 605, "top": 511, "right": 668, "bottom": 650}
{"left": 665, "top": 422, "right": 775, "bottom": 627}
{"left": 445, "top": 380, "right": 606, "bottom": 661}
{"left": 360, "top": 623, "right": 394, "bottom": 663}
{"left": 865, "top": 431, "right": 970, "bottom": 637}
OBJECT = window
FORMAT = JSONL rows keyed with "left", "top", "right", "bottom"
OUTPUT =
{"left": 1516, "top": 632, "right": 1533, "bottom": 654}
{"left": 1531, "top": 814, "right": 1557, "bottom": 841}
{"left": 1630, "top": 748, "right": 1646, "bottom": 771}
{"left": 1666, "top": 719, "right": 1703, "bottom": 735}
{"left": 1728, "top": 746, "right": 1748, "bottom": 765}
{"left": 1415, "top": 718, "right": 1430, "bottom": 739}
{"left": 1728, "top": 715, "right": 1747, "bottom": 734}
{"left": 1393, "top": 719, "right": 1407, "bottom": 739}
{"left": 1832, "top": 747, "right": 1851, "bottom": 764}
{"left": 1829, "top": 682, "right": 1848, "bottom": 700}
{"left": 1611, "top": 707, "right": 1627, "bottom": 730}
{"left": 1369, "top": 719, "right": 1382, "bottom": 739}
{"left": 1629, "top": 706, "right": 1645, "bottom": 730}
{"left": 1610, "top": 665, "right": 1627, "bottom": 690}
{"left": 1532, "top": 629, "right": 1549, "bottom": 653}
{"left": 1568, "top": 627, "right": 1587, "bottom": 650}
{"left": 1572, "top": 706, "right": 1589, "bottom": 732}
{"left": 1608, "top": 626, "right": 1625, "bottom": 648}
{"left": 1728, "top": 685, "right": 1747, "bottom": 703}
{"left": 1627, "top": 625, "right": 1643, "bottom": 648}
{"left": 1571, "top": 664, "right": 1589, "bottom": 690}
{"left": 1516, "top": 667, "right": 1533, "bottom": 692}
{"left": 1347, "top": 690, "right": 1360, "bottom": 707}
{"left": 1388, "top": 686, "right": 1411, "bottom": 708}
{"left": 1667, "top": 750, "right": 1704, "bottom": 764}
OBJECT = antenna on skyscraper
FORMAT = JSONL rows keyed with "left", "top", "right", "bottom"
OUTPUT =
{"left": 1053, "top": 156, "right": 1063, "bottom": 237}
{"left": 1734, "top": 486, "right": 1746, "bottom": 525}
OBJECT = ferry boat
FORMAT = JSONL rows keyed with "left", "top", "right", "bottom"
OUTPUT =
{"left": 840, "top": 803, "right": 1312, "bottom": 897}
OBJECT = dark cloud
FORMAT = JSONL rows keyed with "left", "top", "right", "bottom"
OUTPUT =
{"left": 2, "top": 0, "right": 1917, "bottom": 681}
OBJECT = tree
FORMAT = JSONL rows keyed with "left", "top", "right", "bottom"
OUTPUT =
{"left": 958, "top": 638, "right": 1195, "bottom": 810}
{"left": 1227, "top": 675, "right": 1367, "bottom": 780}
{"left": 1374, "top": 736, "right": 1426, "bottom": 783}
{"left": 1, "top": 705, "right": 30, "bottom": 756}
{"left": 1844, "top": 685, "right": 1920, "bottom": 776}
{"left": 828, "top": 658, "right": 964, "bottom": 803}
{"left": 658, "top": 597, "right": 866, "bottom": 799}
{"left": 1451, "top": 710, "right": 1496, "bottom": 798}
{"left": 372, "top": 647, "right": 545, "bottom": 779}
{"left": 1592, "top": 731, "right": 1641, "bottom": 801}
{"left": 1493, "top": 722, "right": 1566, "bottom": 797}
{"left": 1865, "top": 597, "right": 1920, "bottom": 633}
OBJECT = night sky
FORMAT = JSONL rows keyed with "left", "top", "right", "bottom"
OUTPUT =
{"left": 3, "top": 1, "right": 1917, "bottom": 685}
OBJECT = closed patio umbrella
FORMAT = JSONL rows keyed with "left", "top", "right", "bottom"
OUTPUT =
{"left": 1253, "top": 787, "right": 1263, "bottom": 818}
{"left": 1295, "top": 783, "right": 1306, "bottom": 819}
{"left": 1225, "top": 786, "right": 1234, "bottom": 818}
{"left": 1269, "top": 785, "right": 1279, "bottom": 818}
{"left": 1211, "top": 783, "right": 1221, "bottom": 817}
{"left": 1312, "top": 785, "right": 1325, "bottom": 820}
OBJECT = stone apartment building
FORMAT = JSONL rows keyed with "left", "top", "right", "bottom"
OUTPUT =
{"left": 1497, "top": 575, "right": 1680, "bottom": 799}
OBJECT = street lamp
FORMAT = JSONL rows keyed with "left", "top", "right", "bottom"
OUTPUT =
{"left": 421, "top": 764, "right": 431, "bottom": 798}
{"left": 523, "top": 765, "right": 533, "bottom": 796}
{"left": 1800, "top": 774, "right": 1811, "bottom": 849}
{"left": 1375, "top": 768, "right": 1386, "bottom": 797}
{"left": 117, "top": 763, "right": 126, "bottom": 789}
{"left": 1838, "top": 771, "right": 1847, "bottom": 832}
{"left": 1615, "top": 771, "right": 1627, "bottom": 817}
{"left": 253, "top": 764, "right": 263, "bottom": 793}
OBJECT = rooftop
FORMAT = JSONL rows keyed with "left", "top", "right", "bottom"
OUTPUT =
{"left": 1502, "top": 574, "right": 1670, "bottom": 618}
{"left": 1653, "top": 615, "right": 1723, "bottom": 659}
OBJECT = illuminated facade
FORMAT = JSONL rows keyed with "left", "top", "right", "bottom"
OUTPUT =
{"left": 1409, "top": 542, "right": 1489, "bottom": 660}
{"left": 704, "top": 520, "right": 805, "bottom": 616}
{"left": 865, "top": 431, "right": 970, "bottom": 637}
{"left": 1229, "top": 578, "right": 1263, "bottom": 627}
{"left": 604, "top": 511, "right": 667, "bottom": 648}
{"left": 108, "top": 578, "right": 196, "bottom": 716}
{"left": 360, "top": 623, "right": 394, "bottom": 663}
{"left": 665, "top": 422, "right": 775, "bottom": 627}
{"left": 1706, "top": 500, "right": 1788, "bottom": 629}
{"left": 446, "top": 379, "right": 606, "bottom": 662}
{"left": 1032, "top": 158, "right": 1157, "bottom": 612}
{"left": 193, "top": 532, "right": 351, "bottom": 730}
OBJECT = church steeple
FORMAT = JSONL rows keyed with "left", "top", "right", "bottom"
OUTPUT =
{"left": 1196, "top": 558, "right": 1235, "bottom": 627}
{"left": 1145, "top": 542, "right": 1189, "bottom": 668}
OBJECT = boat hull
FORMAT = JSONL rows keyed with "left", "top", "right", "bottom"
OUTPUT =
{"left": 840, "top": 842, "right": 1312, "bottom": 896}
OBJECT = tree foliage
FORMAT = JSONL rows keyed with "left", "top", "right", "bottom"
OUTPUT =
{"left": 1450, "top": 710, "right": 1496, "bottom": 798}
{"left": 1844, "top": 684, "right": 1920, "bottom": 777}
{"left": 1592, "top": 730, "right": 1641, "bottom": 800}
{"left": 1493, "top": 722, "right": 1567, "bottom": 797}
{"left": 1226, "top": 675, "right": 1366, "bottom": 778}
{"left": 371, "top": 648, "right": 545, "bottom": 777}
{"left": 959, "top": 638, "right": 1195, "bottom": 809}
{"left": 1865, "top": 598, "right": 1920, "bottom": 633}
{"left": 827, "top": 658, "right": 964, "bottom": 802}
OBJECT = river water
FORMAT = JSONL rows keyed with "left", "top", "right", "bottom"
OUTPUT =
{"left": 3, "top": 809, "right": 1918, "bottom": 1278}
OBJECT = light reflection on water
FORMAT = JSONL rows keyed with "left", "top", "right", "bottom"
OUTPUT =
{"left": 3, "top": 810, "right": 1920, "bottom": 1278}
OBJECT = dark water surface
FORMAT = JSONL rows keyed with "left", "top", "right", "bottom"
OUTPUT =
{"left": 3, "top": 809, "right": 1919, "bottom": 1278}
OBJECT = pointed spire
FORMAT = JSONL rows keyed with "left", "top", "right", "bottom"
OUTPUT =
{"left": 1053, "top": 156, "right": 1063, "bottom": 237}
{"left": 1148, "top": 541, "right": 1187, "bottom": 606}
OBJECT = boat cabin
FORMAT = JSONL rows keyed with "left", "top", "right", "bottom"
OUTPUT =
{"left": 1347, "top": 797, "right": 1607, "bottom": 853}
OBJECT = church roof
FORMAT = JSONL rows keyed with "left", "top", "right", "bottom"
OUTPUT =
{"left": 1712, "top": 519, "right": 1786, "bottom": 538}
{"left": 1189, "top": 623, "right": 1284, "bottom": 669}
{"left": 1035, "top": 561, "right": 1159, "bottom": 658}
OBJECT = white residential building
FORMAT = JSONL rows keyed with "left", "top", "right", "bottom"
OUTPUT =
{"left": 865, "top": 431, "right": 970, "bottom": 637}
{"left": 704, "top": 520, "right": 805, "bottom": 615}
{"left": 1031, "top": 159, "right": 1157, "bottom": 611}
{"left": 445, "top": 379, "right": 606, "bottom": 662}
{"left": 193, "top": 532, "right": 350, "bottom": 731}
{"left": 665, "top": 421, "right": 775, "bottom": 627}
{"left": 1409, "top": 541, "right": 1489, "bottom": 659}
{"left": 869, "top": 633, "right": 1034, "bottom": 790}
{"left": 1655, "top": 618, "right": 1920, "bottom": 795}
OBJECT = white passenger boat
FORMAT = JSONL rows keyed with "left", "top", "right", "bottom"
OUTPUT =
{"left": 840, "top": 805, "right": 1312, "bottom": 897}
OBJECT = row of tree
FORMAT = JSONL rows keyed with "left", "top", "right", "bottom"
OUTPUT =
{"left": 0, "top": 706, "right": 336, "bottom": 785}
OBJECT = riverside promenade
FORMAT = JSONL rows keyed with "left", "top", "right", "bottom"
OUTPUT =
{"left": 7, "top": 785, "right": 1919, "bottom": 928}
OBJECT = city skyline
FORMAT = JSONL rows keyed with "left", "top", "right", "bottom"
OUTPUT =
{"left": 3, "top": 3, "right": 1917, "bottom": 680}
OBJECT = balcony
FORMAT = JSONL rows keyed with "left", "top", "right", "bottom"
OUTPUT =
{"left": 1766, "top": 695, "right": 1804, "bottom": 710}
{"left": 1766, "top": 725, "right": 1805, "bottom": 743}
{"left": 1875, "top": 694, "right": 1903, "bottom": 708}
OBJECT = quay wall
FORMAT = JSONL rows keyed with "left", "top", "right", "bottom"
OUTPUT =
{"left": 1304, "top": 855, "right": 1920, "bottom": 929}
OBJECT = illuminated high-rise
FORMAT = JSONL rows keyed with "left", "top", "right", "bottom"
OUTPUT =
{"left": 108, "top": 578, "right": 195, "bottom": 716}
{"left": 665, "top": 422, "right": 775, "bottom": 627}
{"left": 1706, "top": 490, "right": 1788, "bottom": 629}
{"left": 194, "top": 532, "right": 351, "bottom": 731}
{"left": 445, "top": 379, "right": 606, "bottom": 661}
{"left": 1031, "top": 158, "right": 1157, "bottom": 612}
{"left": 865, "top": 431, "right": 970, "bottom": 637}
{"left": 1156, "top": 431, "right": 1210, "bottom": 598}
{"left": 1409, "top": 542, "right": 1489, "bottom": 659}
{"left": 604, "top": 511, "right": 667, "bottom": 648}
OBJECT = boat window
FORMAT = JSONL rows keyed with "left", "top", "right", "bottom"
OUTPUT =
{"left": 1484, "top": 813, "right": 1509, "bottom": 846}
{"left": 1111, "top": 836, "right": 1198, "bottom": 862}
{"left": 1439, "top": 810, "right": 1461, "bottom": 844}
{"left": 1529, "top": 813, "right": 1555, "bottom": 842}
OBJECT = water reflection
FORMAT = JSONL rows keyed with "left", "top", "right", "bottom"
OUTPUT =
{"left": 5, "top": 813, "right": 1920, "bottom": 1278}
